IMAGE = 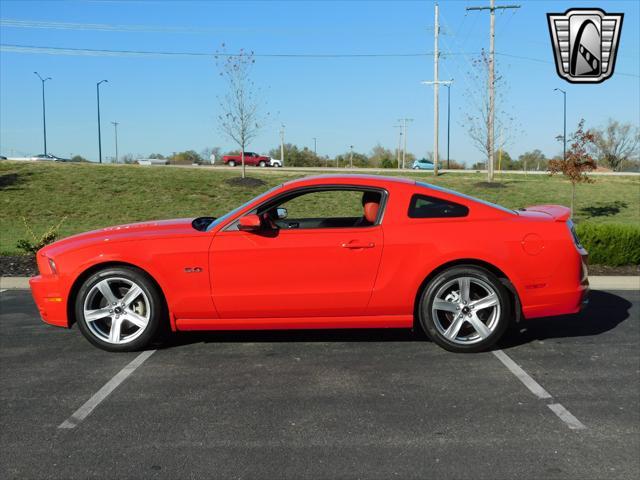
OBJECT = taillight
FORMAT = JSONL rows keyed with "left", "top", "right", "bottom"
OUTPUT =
{"left": 567, "top": 220, "right": 582, "bottom": 248}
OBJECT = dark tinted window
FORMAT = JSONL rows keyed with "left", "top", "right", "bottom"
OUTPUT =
{"left": 408, "top": 194, "right": 468, "bottom": 218}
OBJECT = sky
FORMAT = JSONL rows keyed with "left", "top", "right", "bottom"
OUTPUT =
{"left": 0, "top": 0, "right": 638, "bottom": 165}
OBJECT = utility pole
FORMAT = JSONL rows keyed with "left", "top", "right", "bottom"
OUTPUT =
{"left": 96, "top": 79, "right": 108, "bottom": 163}
{"left": 313, "top": 137, "right": 317, "bottom": 156}
{"left": 433, "top": 2, "right": 439, "bottom": 175}
{"left": 421, "top": 4, "right": 453, "bottom": 175}
{"left": 554, "top": 88, "right": 567, "bottom": 162}
{"left": 398, "top": 118, "right": 413, "bottom": 169}
{"left": 280, "top": 124, "right": 285, "bottom": 167}
{"left": 349, "top": 145, "right": 354, "bottom": 168}
{"left": 111, "top": 121, "right": 119, "bottom": 164}
{"left": 34, "top": 72, "right": 51, "bottom": 155}
{"left": 467, "top": 0, "right": 520, "bottom": 182}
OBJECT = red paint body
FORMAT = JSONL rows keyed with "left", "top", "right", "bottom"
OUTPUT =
{"left": 29, "top": 175, "right": 589, "bottom": 333}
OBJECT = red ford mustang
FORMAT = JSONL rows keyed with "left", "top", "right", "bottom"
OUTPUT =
{"left": 29, "top": 175, "right": 589, "bottom": 353}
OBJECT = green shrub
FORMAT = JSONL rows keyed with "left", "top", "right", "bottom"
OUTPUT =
{"left": 16, "top": 217, "right": 66, "bottom": 255}
{"left": 576, "top": 222, "right": 640, "bottom": 266}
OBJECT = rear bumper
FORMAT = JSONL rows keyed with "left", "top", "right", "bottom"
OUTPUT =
{"left": 29, "top": 275, "right": 69, "bottom": 328}
{"left": 522, "top": 248, "right": 589, "bottom": 319}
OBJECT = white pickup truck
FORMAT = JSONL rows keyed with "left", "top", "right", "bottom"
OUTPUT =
{"left": 269, "top": 158, "right": 283, "bottom": 167}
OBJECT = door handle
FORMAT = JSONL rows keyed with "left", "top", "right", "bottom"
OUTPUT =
{"left": 341, "top": 241, "right": 375, "bottom": 249}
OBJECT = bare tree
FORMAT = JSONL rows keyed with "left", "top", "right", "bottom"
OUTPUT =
{"left": 591, "top": 119, "right": 640, "bottom": 172}
{"left": 549, "top": 119, "right": 597, "bottom": 217}
{"left": 216, "top": 46, "right": 267, "bottom": 178}
{"left": 463, "top": 50, "right": 519, "bottom": 180}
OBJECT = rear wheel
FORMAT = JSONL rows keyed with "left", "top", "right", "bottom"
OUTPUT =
{"left": 418, "top": 266, "right": 510, "bottom": 353}
{"left": 75, "top": 266, "right": 164, "bottom": 352}
{"left": 227, "top": 160, "right": 236, "bottom": 167}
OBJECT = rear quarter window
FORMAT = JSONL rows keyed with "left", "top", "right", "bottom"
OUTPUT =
{"left": 408, "top": 194, "right": 469, "bottom": 218}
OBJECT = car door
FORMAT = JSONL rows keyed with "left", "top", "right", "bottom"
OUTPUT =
{"left": 209, "top": 188, "right": 385, "bottom": 319}
{"left": 244, "top": 152, "right": 257, "bottom": 166}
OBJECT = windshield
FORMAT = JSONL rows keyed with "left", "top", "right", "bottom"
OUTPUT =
{"left": 206, "top": 185, "right": 282, "bottom": 231}
{"left": 416, "top": 182, "right": 515, "bottom": 214}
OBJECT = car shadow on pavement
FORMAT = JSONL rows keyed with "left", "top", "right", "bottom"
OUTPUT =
{"left": 499, "top": 290, "right": 633, "bottom": 349}
{"left": 164, "top": 327, "right": 423, "bottom": 349}
{"left": 161, "top": 290, "right": 632, "bottom": 350}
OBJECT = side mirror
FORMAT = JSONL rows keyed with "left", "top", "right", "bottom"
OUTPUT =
{"left": 238, "top": 214, "right": 261, "bottom": 232}
{"left": 276, "top": 207, "right": 288, "bottom": 219}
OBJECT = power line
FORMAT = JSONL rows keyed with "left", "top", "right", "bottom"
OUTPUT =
{"left": 0, "top": 18, "right": 246, "bottom": 34}
{"left": 0, "top": 43, "right": 478, "bottom": 59}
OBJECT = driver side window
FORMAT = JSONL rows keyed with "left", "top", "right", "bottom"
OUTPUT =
{"left": 262, "top": 188, "right": 383, "bottom": 230}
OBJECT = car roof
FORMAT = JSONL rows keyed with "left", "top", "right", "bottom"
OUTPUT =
{"left": 283, "top": 174, "right": 416, "bottom": 188}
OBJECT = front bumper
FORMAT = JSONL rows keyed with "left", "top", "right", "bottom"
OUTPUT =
{"left": 29, "top": 275, "right": 69, "bottom": 328}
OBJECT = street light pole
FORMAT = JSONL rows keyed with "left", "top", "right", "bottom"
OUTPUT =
{"left": 96, "top": 80, "right": 108, "bottom": 163}
{"left": 554, "top": 88, "right": 567, "bottom": 161}
{"left": 279, "top": 124, "right": 285, "bottom": 167}
{"left": 34, "top": 72, "right": 51, "bottom": 155}
{"left": 313, "top": 137, "right": 317, "bottom": 156}
{"left": 111, "top": 121, "right": 119, "bottom": 164}
{"left": 445, "top": 82, "right": 452, "bottom": 169}
{"left": 349, "top": 145, "right": 354, "bottom": 168}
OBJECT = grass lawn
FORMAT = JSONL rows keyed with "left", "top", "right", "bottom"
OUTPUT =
{"left": 1, "top": 161, "right": 639, "bottom": 255}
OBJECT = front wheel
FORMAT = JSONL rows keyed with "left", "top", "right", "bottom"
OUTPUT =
{"left": 75, "top": 266, "right": 165, "bottom": 352}
{"left": 227, "top": 160, "right": 236, "bottom": 167}
{"left": 258, "top": 160, "right": 267, "bottom": 167}
{"left": 418, "top": 266, "right": 511, "bottom": 353}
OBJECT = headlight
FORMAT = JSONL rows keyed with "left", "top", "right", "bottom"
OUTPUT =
{"left": 47, "top": 257, "right": 58, "bottom": 274}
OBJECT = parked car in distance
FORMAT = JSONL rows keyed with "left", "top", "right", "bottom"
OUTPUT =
{"left": 30, "top": 174, "right": 589, "bottom": 354}
{"left": 0, "top": 155, "right": 7, "bottom": 160}
{"left": 30, "top": 154, "right": 69, "bottom": 162}
{"left": 223, "top": 152, "right": 272, "bottom": 167}
{"left": 413, "top": 158, "right": 435, "bottom": 170}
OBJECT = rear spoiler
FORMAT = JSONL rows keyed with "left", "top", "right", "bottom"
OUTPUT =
{"left": 520, "top": 205, "right": 571, "bottom": 222}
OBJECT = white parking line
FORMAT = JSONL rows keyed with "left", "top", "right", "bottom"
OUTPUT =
{"left": 492, "top": 349, "right": 586, "bottom": 430}
{"left": 59, "top": 349, "right": 156, "bottom": 429}
{"left": 492, "top": 349, "right": 552, "bottom": 399}
{"left": 547, "top": 403, "right": 587, "bottom": 430}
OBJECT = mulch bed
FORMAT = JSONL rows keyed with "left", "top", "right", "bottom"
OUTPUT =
{"left": 588, "top": 264, "right": 639, "bottom": 276}
{"left": 0, "top": 254, "right": 637, "bottom": 278}
{"left": 1, "top": 255, "right": 38, "bottom": 277}
{"left": 224, "top": 177, "right": 266, "bottom": 187}
{"left": 474, "top": 181, "right": 507, "bottom": 188}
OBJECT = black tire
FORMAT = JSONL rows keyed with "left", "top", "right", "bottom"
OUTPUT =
{"left": 259, "top": 160, "right": 267, "bottom": 167}
{"left": 75, "top": 266, "right": 165, "bottom": 352}
{"left": 418, "top": 266, "right": 511, "bottom": 353}
{"left": 227, "top": 160, "right": 236, "bottom": 167}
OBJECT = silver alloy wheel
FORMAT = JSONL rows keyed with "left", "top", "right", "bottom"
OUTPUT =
{"left": 430, "top": 276, "right": 501, "bottom": 345}
{"left": 83, "top": 277, "right": 151, "bottom": 345}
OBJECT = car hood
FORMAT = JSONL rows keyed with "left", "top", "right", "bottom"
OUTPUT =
{"left": 42, "top": 218, "right": 197, "bottom": 256}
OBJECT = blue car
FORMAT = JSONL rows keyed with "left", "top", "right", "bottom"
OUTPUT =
{"left": 412, "top": 158, "right": 435, "bottom": 170}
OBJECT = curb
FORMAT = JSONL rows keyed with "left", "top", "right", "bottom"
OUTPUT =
{"left": 588, "top": 276, "right": 639, "bottom": 291}
{"left": 2, "top": 276, "right": 639, "bottom": 292}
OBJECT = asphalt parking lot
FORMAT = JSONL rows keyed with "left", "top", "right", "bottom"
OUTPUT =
{"left": 1, "top": 288, "right": 638, "bottom": 480}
